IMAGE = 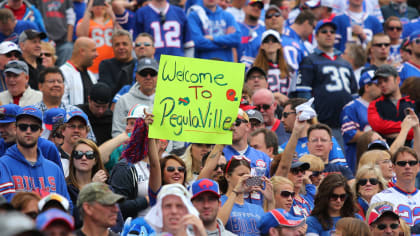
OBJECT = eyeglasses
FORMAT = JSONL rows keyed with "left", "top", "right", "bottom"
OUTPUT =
{"left": 330, "top": 193, "right": 347, "bottom": 201}
{"left": 279, "top": 190, "right": 295, "bottom": 198}
{"left": 138, "top": 70, "right": 157, "bottom": 77}
{"left": 159, "top": 12, "right": 166, "bottom": 25}
{"left": 414, "top": 38, "right": 420, "bottom": 45}
{"left": 40, "top": 52, "right": 52, "bottom": 57}
{"left": 395, "top": 160, "right": 418, "bottom": 167}
{"left": 290, "top": 168, "right": 305, "bottom": 175}
{"left": 72, "top": 150, "right": 95, "bottom": 160}
{"left": 234, "top": 118, "right": 248, "bottom": 126}
{"left": 308, "top": 138, "right": 330, "bottom": 143}
{"left": 358, "top": 178, "right": 379, "bottom": 186}
{"left": 5, "top": 52, "right": 20, "bottom": 58}
{"left": 17, "top": 123, "right": 41, "bottom": 132}
{"left": 387, "top": 26, "right": 402, "bottom": 31}
{"left": 52, "top": 132, "right": 64, "bottom": 139}
{"left": 214, "top": 164, "right": 226, "bottom": 171}
{"left": 262, "top": 37, "right": 279, "bottom": 44}
{"left": 250, "top": 121, "right": 262, "bottom": 128}
{"left": 266, "top": 12, "right": 281, "bottom": 19}
{"left": 45, "top": 79, "right": 64, "bottom": 84}
{"left": 373, "top": 43, "right": 391, "bottom": 48}
{"left": 376, "top": 223, "right": 399, "bottom": 230}
{"left": 319, "top": 29, "right": 335, "bottom": 34}
{"left": 135, "top": 42, "right": 152, "bottom": 47}
{"left": 66, "top": 124, "right": 86, "bottom": 130}
{"left": 166, "top": 166, "right": 185, "bottom": 173}
{"left": 282, "top": 111, "right": 296, "bottom": 118}
{"left": 255, "top": 104, "right": 272, "bottom": 111}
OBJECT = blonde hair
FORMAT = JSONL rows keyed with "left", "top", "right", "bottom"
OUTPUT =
{"left": 40, "top": 41, "right": 57, "bottom": 64}
{"left": 353, "top": 164, "right": 387, "bottom": 198}
{"left": 267, "top": 176, "right": 294, "bottom": 212}
{"left": 358, "top": 150, "right": 391, "bottom": 170}
{"left": 335, "top": 217, "right": 371, "bottom": 236}
{"left": 299, "top": 154, "right": 325, "bottom": 172}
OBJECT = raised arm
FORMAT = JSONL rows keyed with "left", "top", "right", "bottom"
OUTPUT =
{"left": 196, "top": 144, "right": 223, "bottom": 180}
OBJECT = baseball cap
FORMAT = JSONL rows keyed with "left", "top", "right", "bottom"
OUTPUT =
{"left": 77, "top": 182, "right": 125, "bottom": 208}
{"left": 372, "top": 64, "right": 398, "bottom": 80}
{"left": 258, "top": 208, "right": 305, "bottom": 234}
{"left": 0, "top": 41, "right": 21, "bottom": 55}
{"left": 261, "top": 29, "right": 282, "bottom": 44}
{"left": 409, "top": 30, "right": 420, "bottom": 43}
{"left": 290, "top": 158, "right": 310, "bottom": 170}
{"left": 0, "top": 104, "right": 19, "bottom": 123}
{"left": 246, "top": 109, "right": 263, "bottom": 123}
{"left": 238, "top": 108, "right": 250, "bottom": 122}
{"left": 246, "top": 66, "right": 267, "bottom": 81}
{"left": 64, "top": 109, "right": 89, "bottom": 124}
{"left": 36, "top": 209, "right": 74, "bottom": 231}
{"left": 265, "top": 5, "right": 281, "bottom": 17}
{"left": 315, "top": 19, "right": 337, "bottom": 34}
{"left": 38, "top": 193, "right": 70, "bottom": 212}
{"left": 137, "top": 58, "right": 159, "bottom": 73}
{"left": 4, "top": 60, "right": 28, "bottom": 74}
{"left": 16, "top": 106, "right": 43, "bottom": 124}
{"left": 126, "top": 104, "right": 149, "bottom": 120}
{"left": 320, "top": 0, "right": 334, "bottom": 8}
{"left": 0, "top": 212, "right": 43, "bottom": 236}
{"left": 43, "top": 108, "right": 66, "bottom": 131}
{"left": 305, "top": 0, "right": 320, "bottom": 8}
{"left": 191, "top": 178, "right": 221, "bottom": 200}
{"left": 359, "top": 70, "right": 376, "bottom": 88}
{"left": 89, "top": 82, "right": 112, "bottom": 104}
{"left": 19, "top": 29, "right": 47, "bottom": 43}
{"left": 367, "top": 140, "right": 390, "bottom": 151}
{"left": 366, "top": 201, "right": 399, "bottom": 225}
{"left": 248, "top": 0, "right": 263, "bottom": 9}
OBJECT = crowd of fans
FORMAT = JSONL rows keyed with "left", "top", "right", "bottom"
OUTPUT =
{"left": 0, "top": 0, "right": 420, "bottom": 235}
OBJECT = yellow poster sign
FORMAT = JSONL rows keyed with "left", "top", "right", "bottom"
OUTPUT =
{"left": 149, "top": 55, "right": 245, "bottom": 144}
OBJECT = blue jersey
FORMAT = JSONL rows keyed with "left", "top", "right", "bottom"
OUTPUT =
{"left": 283, "top": 26, "right": 312, "bottom": 56}
{"left": 238, "top": 22, "right": 265, "bottom": 70}
{"left": 0, "top": 20, "right": 39, "bottom": 43}
{"left": 281, "top": 36, "right": 306, "bottom": 72}
{"left": 220, "top": 195, "right": 264, "bottom": 236}
{"left": 323, "top": 163, "right": 354, "bottom": 180}
{"left": 389, "top": 44, "right": 402, "bottom": 65}
{"left": 290, "top": 184, "right": 315, "bottom": 218}
{"left": 73, "top": 1, "right": 86, "bottom": 41}
{"left": 133, "top": 4, "right": 194, "bottom": 61}
{"left": 399, "top": 61, "right": 420, "bottom": 85}
{"left": 116, "top": 9, "right": 136, "bottom": 36}
{"left": 402, "top": 18, "right": 420, "bottom": 39}
{"left": 295, "top": 49, "right": 358, "bottom": 128}
{"left": 279, "top": 136, "right": 347, "bottom": 166}
{"left": 340, "top": 97, "right": 370, "bottom": 173}
{"left": 332, "top": 12, "right": 383, "bottom": 52}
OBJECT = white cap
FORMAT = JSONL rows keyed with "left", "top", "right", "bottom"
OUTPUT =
{"left": 0, "top": 41, "right": 21, "bottom": 55}
{"left": 126, "top": 104, "right": 149, "bottom": 120}
{"left": 261, "top": 29, "right": 282, "bottom": 44}
{"left": 320, "top": 0, "right": 334, "bottom": 8}
{"left": 305, "top": 0, "right": 320, "bottom": 8}
{"left": 38, "top": 193, "right": 70, "bottom": 211}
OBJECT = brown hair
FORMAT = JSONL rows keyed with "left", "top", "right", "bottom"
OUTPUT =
{"left": 160, "top": 155, "right": 187, "bottom": 186}
{"left": 335, "top": 217, "right": 372, "bottom": 236}
{"left": 11, "top": 192, "right": 41, "bottom": 211}
{"left": 253, "top": 46, "right": 289, "bottom": 79}
{"left": 391, "top": 146, "right": 419, "bottom": 164}
{"left": 400, "top": 76, "right": 420, "bottom": 101}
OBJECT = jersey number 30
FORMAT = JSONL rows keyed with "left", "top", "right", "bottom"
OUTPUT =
{"left": 322, "top": 66, "right": 351, "bottom": 93}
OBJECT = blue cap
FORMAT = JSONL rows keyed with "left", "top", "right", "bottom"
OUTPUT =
{"left": 121, "top": 217, "right": 155, "bottom": 236}
{"left": 409, "top": 30, "right": 420, "bottom": 43}
{"left": 359, "top": 70, "right": 376, "bottom": 88}
{"left": 36, "top": 209, "right": 74, "bottom": 231}
{"left": 290, "top": 158, "right": 310, "bottom": 170}
{"left": 315, "top": 19, "right": 337, "bottom": 34}
{"left": 16, "top": 106, "right": 42, "bottom": 123}
{"left": 191, "top": 178, "right": 220, "bottom": 200}
{"left": 43, "top": 108, "right": 66, "bottom": 131}
{"left": 64, "top": 110, "right": 88, "bottom": 124}
{"left": 0, "top": 104, "right": 19, "bottom": 123}
{"left": 258, "top": 208, "right": 305, "bottom": 234}
{"left": 367, "top": 139, "right": 390, "bottom": 151}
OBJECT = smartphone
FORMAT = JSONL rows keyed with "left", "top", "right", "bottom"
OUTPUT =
{"left": 246, "top": 176, "right": 263, "bottom": 186}
{"left": 404, "top": 108, "right": 413, "bottom": 116}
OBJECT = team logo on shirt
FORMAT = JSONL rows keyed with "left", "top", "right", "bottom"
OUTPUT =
{"left": 256, "top": 160, "right": 266, "bottom": 168}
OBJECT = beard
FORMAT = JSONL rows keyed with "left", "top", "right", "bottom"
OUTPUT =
{"left": 17, "top": 136, "right": 37, "bottom": 148}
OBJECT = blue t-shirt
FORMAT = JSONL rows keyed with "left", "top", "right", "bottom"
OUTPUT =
{"left": 220, "top": 195, "right": 264, "bottom": 236}
{"left": 0, "top": 20, "right": 39, "bottom": 43}
{"left": 399, "top": 61, "right": 420, "bottom": 85}
{"left": 290, "top": 184, "right": 315, "bottom": 217}
{"left": 323, "top": 163, "right": 354, "bottom": 180}
{"left": 306, "top": 214, "right": 363, "bottom": 236}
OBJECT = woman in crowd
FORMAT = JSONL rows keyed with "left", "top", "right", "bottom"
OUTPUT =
{"left": 40, "top": 42, "right": 57, "bottom": 67}
{"left": 181, "top": 143, "right": 213, "bottom": 184}
{"left": 334, "top": 217, "right": 372, "bottom": 236}
{"left": 217, "top": 156, "right": 274, "bottom": 236}
{"left": 270, "top": 176, "right": 294, "bottom": 212}
{"left": 10, "top": 192, "right": 41, "bottom": 221}
{"left": 307, "top": 174, "right": 361, "bottom": 236}
{"left": 299, "top": 154, "right": 325, "bottom": 186}
{"left": 358, "top": 150, "right": 394, "bottom": 185}
{"left": 353, "top": 165, "right": 387, "bottom": 219}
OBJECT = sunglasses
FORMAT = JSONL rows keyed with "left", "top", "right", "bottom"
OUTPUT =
{"left": 414, "top": 38, "right": 420, "bottom": 45}
{"left": 266, "top": 12, "right": 281, "bottom": 19}
{"left": 214, "top": 164, "right": 226, "bottom": 171}
{"left": 373, "top": 43, "right": 390, "bottom": 48}
{"left": 135, "top": 42, "right": 152, "bottom": 47}
{"left": 319, "top": 29, "right": 335, "bottom": 34}
{"left": 262, "top": 37, "right": 279, "bottom": 44}
{"left": 395, "top": 160, "right": 418, "bottom": 167}
{"left": 40, "top": 52, "right": 52, "bottom": 57}
{"left": 358, "top": 178, "right": 378, "bottom": 186}
{"left": 17, "top": 123, "right": 41, "bottom": 132}
{"left": 234, "top": 118, "right": 248, "bottom": 126}
{"left": 5, "top": 52, "right": 20, "bottom": 58}
{"left": 282, "top": 111, "right": 296, "bottom": 118}
{"left": 387, "top": 26, "right": 402, "bottom": 31}
{"left": 290, "top": 168, "right": 305, "bottom": 175}
{"left": 255, "top": 104, "right": 272, "bottom": 111}
{"left": 279, "top": 190, "right": 295, "bottom": 198}
{"left": 72, "top": 150, "right": 95, "bottom": 160}
{"left": 330, "top": 193, "right": 347, "bottom": 201}
{"left": 376, "top": 223, "right": 399, "bottom": 230}
{"left": 166, "top": 166, "right": 185, "bottom": 173}
{"left": 138, "top": 70, "right": 157, "bottom": 77}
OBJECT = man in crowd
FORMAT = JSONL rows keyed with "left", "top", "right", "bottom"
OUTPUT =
{"left": 134, "top": 33, "right": 156, "bottom": 60}
{"left": 361, "top": 33, "right": 391, "bottom": 75}
{"left": 249, "top": 128, "right": 278, "bottom": 159}
{"left": 191, "top": 179, "right": 235, "bottom": 236}
{"left": 384, "top": 17, "right": 403, "bottom": 66}
{"left": 60, "top": 37, "right": 98, "bottom": 106}
{"left": 0, "top": 41, "right": 21, "bottom": 92}
{"left": 258, "top": 208, "right": 306, "bottom": 236}
{"left": 245, "top": 66, "right": 268, "bottom": 95}
{"left": 366, "top": 201, "right": 401, "bottom": 236}
{"left": 264, "top": 5, "right": 284, "bottom": 34}
{"left": 341, "top": 43, "right": 367, "bottom": 81}
{"left": 0, "top": 106, "right": 71, "bottom": 204}
{"left": 0, "top": 8, "right": 39, "bottom": 43}
{"left": 19, "top": 29, "right": 46, "bottom": 89}
{"left": 0, "top": 0, "right": 47, "bottom": 34}
{"left": 399, "top": 30, "right": 420, "bottom": 84}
